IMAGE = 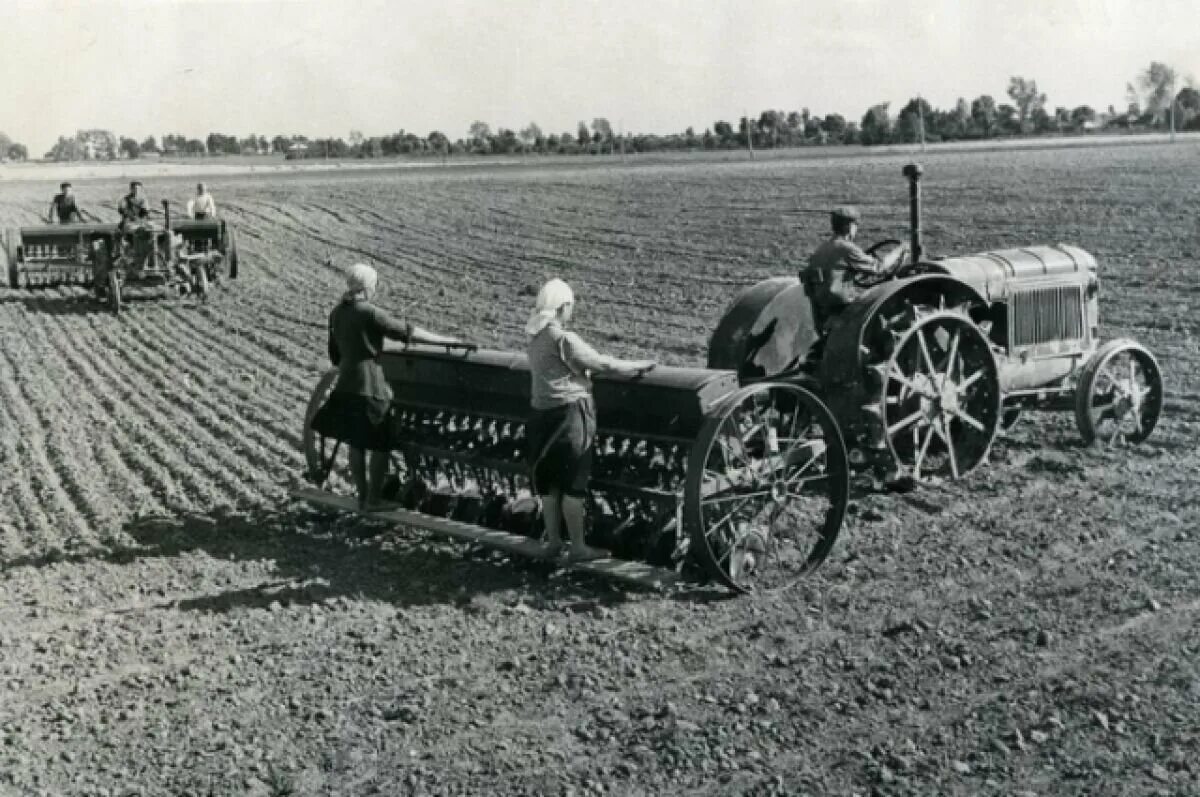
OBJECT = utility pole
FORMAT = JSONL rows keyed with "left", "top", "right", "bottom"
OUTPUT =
{"left": 1170, "top": 76, "right": 1177, "bottom": 142}
{"left": 918, "top": 93, "right": 927, "bottom": 152}
{"left": 745, "top": 110, "right": 755, "bottom": 160}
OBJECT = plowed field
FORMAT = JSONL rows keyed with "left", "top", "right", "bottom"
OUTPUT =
{"left": 1, "top": 143, "right": 1198, "bottom": 796}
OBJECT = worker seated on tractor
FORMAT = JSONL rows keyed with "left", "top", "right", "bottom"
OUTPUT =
{"left": 48, "top": 182, "right": 84, "bottom": 224}
{"left": 117, "top": 181, "right": 150, "bottom": 231}
{"left": 799, "top": 205, "right": 909, "bottom": 369}
{"left": 187, "top": 182, "right": 217, "bottom": 220}
{"left": 113, "top": 180, "right": 153, "bottom": 257}
{"left": 801, "top": 205, "right": 909, "bottom": 335}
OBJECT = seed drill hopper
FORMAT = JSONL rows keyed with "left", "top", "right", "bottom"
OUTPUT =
{"left": 294, "top": 344, "right": 850, "bottom": 593}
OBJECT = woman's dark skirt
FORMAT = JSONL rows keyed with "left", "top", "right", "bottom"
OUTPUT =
{"left": 527, "top": 397, "right": 596, "bottom": 496}
{"left": 310, "top": 391, "right": 395, "bottom": 452}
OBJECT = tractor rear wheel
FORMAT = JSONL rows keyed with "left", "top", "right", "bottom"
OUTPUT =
{"left": 108, "top": 271, "right": 122, "bottom": 315}
{"left": 685, "top": 381, "right": 849, "bottom": 593}
{"left": 225, "top": 227, "right": 239, "bottom": 280}
{"left": 1075, "top": 339, "right": 1163, "bottom": 446}
{"left": 865, "top": 302, "right": 1001, "bottom": 481}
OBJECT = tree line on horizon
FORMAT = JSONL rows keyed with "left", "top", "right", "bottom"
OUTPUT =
{"left": 9, "top": 63, "right": 1198, "bottom": 164}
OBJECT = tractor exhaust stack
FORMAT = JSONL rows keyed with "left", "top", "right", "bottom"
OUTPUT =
{"left": 902, "top": 163, "right": 923, "bottom": 263}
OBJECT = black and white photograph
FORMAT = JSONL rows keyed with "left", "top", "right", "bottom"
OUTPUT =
{"left": 0, "top": 1, "right": 1197, "bottom": 794}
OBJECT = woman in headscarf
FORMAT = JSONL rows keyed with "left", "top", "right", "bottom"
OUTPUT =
{"left": 526, "top": 278, "right": 656, "bottom": 561}
{"left": 311, "top": 263, "right": 466, "bottom": 511}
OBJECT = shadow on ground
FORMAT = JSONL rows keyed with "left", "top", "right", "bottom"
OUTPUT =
{"left": 0, "top": 502, "right": 667, "bottom": 611}
{"left": 0, "top": 290, "right": 207, "bottom": 316}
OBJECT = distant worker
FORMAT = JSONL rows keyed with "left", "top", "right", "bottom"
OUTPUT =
{"left": 309, "top": 263, "right": 468, "bottom": 512}
{"left": 117, "top": 181, "right": 150, "bottom": 230}
{"left": 187, "top": 182, "right": 217, "bottom": 220}
{"left": 47, "top": 182, "right": 84, "bottom": 224}
{"left": 525, "top": 278, "right": 656, "bottom": 562}
{"left": 801, "top": 205, "right": 908, "bottom": 333}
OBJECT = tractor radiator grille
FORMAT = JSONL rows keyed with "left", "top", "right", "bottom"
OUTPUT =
{"left": 1010, "top": 285, "right": 1085, "bottom": 348}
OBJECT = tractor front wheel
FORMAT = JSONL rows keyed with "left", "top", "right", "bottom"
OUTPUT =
{"left": 1075, "top": 339, "right": 1163, "bottom": 446}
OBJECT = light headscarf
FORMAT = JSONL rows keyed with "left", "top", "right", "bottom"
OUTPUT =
{"left": 525, "top": 278, "right": 574, "bottom": 336}
{"left": 344, "top": 262, "right": 378, "bottom": 301}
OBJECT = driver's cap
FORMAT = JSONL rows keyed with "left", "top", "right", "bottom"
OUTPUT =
{"left": 831, "top": 205, "right": 861, "bottom": 223}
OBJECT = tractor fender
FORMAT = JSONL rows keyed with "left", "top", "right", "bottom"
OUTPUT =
{"left": 707, "top": 276, "right": 819, "bottom": 381}
{"left": 817, "top": 274, "right": 990, "bottom": 413}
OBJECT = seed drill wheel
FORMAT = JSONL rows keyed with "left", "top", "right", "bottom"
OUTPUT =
{"left": 0, "top": 235, "right": 10, "bottom": 288}
{"left": 869, "top": 303, "right": 1001, "bottom": 481}
{"left": 1075, "top": 339, "right": 1163, "bottom": 446}
{"left": 302, "top": 369, "right": 415, "bottom": 500}
{"left": 303, "top": 369, "right": 352, "bottom": 491}
{"left": 4, "top": 230, "right": 21, "bottom": 289}
{"left": 685, "top": 382, "right": 849, "bottom": 593}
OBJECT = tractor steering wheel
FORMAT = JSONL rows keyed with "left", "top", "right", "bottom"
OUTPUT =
{"left": 852, "top": 238, "right": 908, "bottom": 288}
{"left": 865, "top": 238, "right": 905, "bottom": 259}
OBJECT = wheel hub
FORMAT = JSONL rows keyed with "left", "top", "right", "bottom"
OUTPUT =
{"left": 937, "top": 377, "right": 960, "bottom": 414}
{"left": 770, "top": 480, "right": 788, "bottom": 504}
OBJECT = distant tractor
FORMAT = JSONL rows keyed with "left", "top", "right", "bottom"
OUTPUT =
{"left": 2, "top": 200, "right": 239, "bottom": 313}
{"left": 708, "top": 163, "right": 1164, "bottom": 482}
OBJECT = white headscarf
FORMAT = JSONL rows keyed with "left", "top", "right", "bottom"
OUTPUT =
{"left": 344, "top": 262, "right": 378, "bottom": 300}
{"left": 525, "top": 278, "right": 574, "bottom": 336}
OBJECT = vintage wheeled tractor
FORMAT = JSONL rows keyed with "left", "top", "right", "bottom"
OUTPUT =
{"left": 295, "top": 345, "right": 851, "bottom": 594}
{"left": 708, "top": 163, "right": 1164, "bottom": 482}
{"left": 2, "top": 201, "right": 239, "bottom": 314}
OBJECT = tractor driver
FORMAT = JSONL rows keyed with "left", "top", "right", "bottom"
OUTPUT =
{"left": 48, "top": 182, "right": 84, "bottom": 224}
{"left": 118, "top": 181, "right": 150, "bottom": 230}
{"left": 802, "top": 205, "right": 908, "bottom": 333}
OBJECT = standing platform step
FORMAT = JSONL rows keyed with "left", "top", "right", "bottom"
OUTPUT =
{"left": 290, "top": 487, "right": 681, "bottom": 591}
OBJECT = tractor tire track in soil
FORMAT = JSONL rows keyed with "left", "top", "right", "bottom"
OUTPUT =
{"left": 0, "top": 142, "right": 1198, "bottom": 796}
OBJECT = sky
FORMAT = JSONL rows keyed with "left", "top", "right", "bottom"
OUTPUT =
{"left": 2, "top": 0, "right": 1198, "bottom": 155}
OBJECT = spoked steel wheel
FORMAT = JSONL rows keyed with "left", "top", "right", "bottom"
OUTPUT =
{"left": 303, "top": 369, "right": 354, "bottom": 493}
{"left": 301, "top": 369, "right": 415, "bottom": 505}
{"left": 875, "top": 306, "right": 1001, "bottom": 480}
{"left": 685, "top": 382, "right": 849, "bottom": 593}
{"left": 1075, "top": 339, "right": 1163, "bottom": 446}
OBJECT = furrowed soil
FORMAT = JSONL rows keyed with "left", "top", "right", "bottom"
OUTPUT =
{"left": 0, "top": 143, "right": 1198, "bottom": 796}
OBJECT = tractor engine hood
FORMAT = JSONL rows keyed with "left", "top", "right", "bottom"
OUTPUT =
{"left": 922, "top": 245, "right": 1098, "bottom": 303}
